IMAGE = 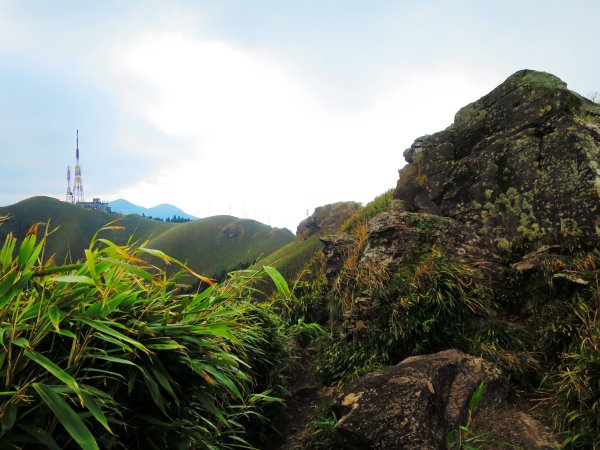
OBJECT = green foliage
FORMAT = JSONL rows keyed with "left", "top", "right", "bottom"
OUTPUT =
{"left": 340, "top": 189, "right": 394, "bottom": 234}
{"left": 0, "top": 198, "right": 294, "bottom": 280}
{"left": 297, "top": 400, "right": 337, "bottom": 450}
{"left": 252, "top": 233, "right": 325, "bottom": 292}
{"left": 146, "top": 215, "right": 294, "bottom": 279}
{"left": 0, "top": 224, "right": 289, "bottom": 449}
{"left": 446, "top": 381, "right": 485, "bottom": 450}
{"left": 549, "top": 287, "right": 599, "bottom": 449}
{"left": 0, "top": 196, "right": 174, "bottom": 263}
{"left": 320, "top": 245, "right": 493, "bottom": 383}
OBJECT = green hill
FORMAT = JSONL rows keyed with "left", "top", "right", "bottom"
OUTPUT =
{"left": 0, "top": 197, "right": 295, "bottom": 279}
{"left": 147, "top": 215, "right": 295, "bottom": 278}
{"left": 0, "top": 196, "right": 173, "bottom": 263}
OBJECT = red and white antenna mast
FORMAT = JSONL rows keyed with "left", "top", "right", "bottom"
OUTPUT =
{"left": 66, "top": 166, "right": 74, "bottom": 203}
{"left": 72, "top": 130, "right": 85, "bottom": 203}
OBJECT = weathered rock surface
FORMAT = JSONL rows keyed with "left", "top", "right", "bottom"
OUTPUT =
{"left": 320, "top": 234, "right": 355, "bottom": 284}
{"left": 321, "top": 211, "right": 498, "bottom": 337}
{"left": 296, "top": 202, "right": 361, "bottom": 241}
{"left": 361, "top": 211, "right": 497, "bottom": 266}
{"left": 396, "top": 70, "right": 600, "bottom": 242}
{"left": 332, "top": 349, "right": 558, "bottom": 449}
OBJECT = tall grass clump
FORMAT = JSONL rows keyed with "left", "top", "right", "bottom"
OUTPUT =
{"left": 549, "top": 284, "right": 600, "bottom": 449}
{"left": 339, "top": 189, "right": 394, "bottom": 234}
{"left": 317, "top": 221, "right": 494, "bottom": 384}
{"left": 0, "top": 223, "right": 287, "bottom": 449}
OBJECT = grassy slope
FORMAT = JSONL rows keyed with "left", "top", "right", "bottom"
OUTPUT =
{"left": 146, "top": 215, "right": 295, "bottom": 277}
{"left": 0, "top": 198, "right": 295, "bottom": 278}
{"left": 0, "top": 196, "right": 173, "bottom": 262}
{"left": 252, "top": 233, "right": 324, "bottom": 282}
{"left": 254, "top": 192, "right": 395, "bottom": 286}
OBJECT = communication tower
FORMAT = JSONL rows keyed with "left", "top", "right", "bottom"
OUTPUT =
{"left": 72, "top": 130, "right": 85, "bottom": 203}
{"left": 66, "top": 166, "right": 74, "bottom": 203}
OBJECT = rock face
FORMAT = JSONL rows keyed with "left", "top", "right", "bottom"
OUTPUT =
{"left": 296, "top": 202, "right": 360, "bottom": 241}
{"left": 320, "top": 211, "right": 497, "bottom": 338}
{"left": 361, "top": 211, "right": 497, "bottom": 266}
{"left": 332, "top": 350, "right": 558, "bottom": 450}
{"left": 396, "top": 70, "right": 600, "bottom": 242}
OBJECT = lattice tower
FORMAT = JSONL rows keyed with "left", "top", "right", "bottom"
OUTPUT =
{"left": 66, "top": 166, "right": 74, "bottom": 203}
{"left": 73, "top": 130, "right": 85, "bottom": 203}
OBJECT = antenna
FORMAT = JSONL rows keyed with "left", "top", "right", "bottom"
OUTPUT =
{"left": 72, "top": 129, "right": 85, "bottom": 203}
{"left": 66, "top": 166, "right": 74, "bottom": 203}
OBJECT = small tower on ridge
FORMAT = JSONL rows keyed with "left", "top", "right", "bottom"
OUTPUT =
{"left": 72, "top": 130, "right": 85, "bottom": 203}
{"left": 66, "top": 166, "right": 74, "bottom": 203}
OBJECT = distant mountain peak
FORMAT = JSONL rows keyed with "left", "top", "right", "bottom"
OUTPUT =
{"left": 109, "top": 199, "right": 197, "bottom": 221}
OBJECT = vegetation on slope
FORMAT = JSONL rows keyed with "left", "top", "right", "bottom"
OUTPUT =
{"left": 0, "top": 222, "right": 303, "bottom": 449}
{"left": 147, "top": 215, "right": 294, "bottom": 279}
{"left": 0, "top": 197, "right": 173, "bottom": 263}
{"left": 0, "top": 198, "right": 295, "bottom": 280}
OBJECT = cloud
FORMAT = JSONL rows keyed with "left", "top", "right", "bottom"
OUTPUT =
{"left": 107, "top": 30, "right": 491, "bottom": 231}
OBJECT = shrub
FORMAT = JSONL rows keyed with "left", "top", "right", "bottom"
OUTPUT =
{"left": 0, "top": 224, "right": 286, "bottom": 449}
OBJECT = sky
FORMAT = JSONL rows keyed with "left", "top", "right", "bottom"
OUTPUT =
{"left": 1, "top": 0, "right": 599, "bottom": 232}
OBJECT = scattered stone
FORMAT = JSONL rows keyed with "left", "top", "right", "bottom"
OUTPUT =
{"left": 332, "top": 349, "right": 558, "bottom": 449}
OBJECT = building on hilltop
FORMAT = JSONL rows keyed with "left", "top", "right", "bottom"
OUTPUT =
{"left": 65, "top": 130, "right": 111, "bottom": 213}
{"left": 78, "top": 197, "right": 111, "bottom": 213}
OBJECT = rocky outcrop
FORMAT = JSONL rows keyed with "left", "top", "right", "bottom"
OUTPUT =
{"left": 296, "top": 202, "right": 361, "bottom": 241}
{"left": 361, "top": 211, "right": 497, "bottom": 265}
{"left": 321, "top": 211, "right": 498, "bottom": 338}
{"left": 332, "top": 350, "right": 558, "bottom": 450}
{"left": 320, "top": 234, "right": 355, "bottom": 284}
{"left": 396, "top": 70, "right": 600, "bottom": 242}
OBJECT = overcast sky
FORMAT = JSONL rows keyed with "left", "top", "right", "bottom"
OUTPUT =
{"left": 1, "top": 0, "right": 599, "bottom": 232}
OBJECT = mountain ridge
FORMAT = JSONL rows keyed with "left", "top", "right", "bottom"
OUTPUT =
{"left": 110, "top": 198, "right": 197, "bottom": 220}
{"left": 0, "top": 196, "right": 293, "bottom": 278}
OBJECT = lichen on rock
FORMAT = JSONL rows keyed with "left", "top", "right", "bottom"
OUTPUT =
{"left": 395, "top": 69, "right": 600, "bottom": 242}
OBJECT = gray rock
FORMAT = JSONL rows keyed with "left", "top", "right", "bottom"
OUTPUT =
{"left": 332, "top": 349, "right": 558, "bottom": 449}
{"left": 395, "top": 69, "right": 600, "bottom": 242}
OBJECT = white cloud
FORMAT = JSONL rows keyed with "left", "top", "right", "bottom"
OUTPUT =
{"left": 107, "top": 30, "right": 496, "bottom": 232}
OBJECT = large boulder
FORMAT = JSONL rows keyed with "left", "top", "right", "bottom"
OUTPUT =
{"left": 396, "top": 70, "right": 600, "bottom": 242}
{"left": 332, "top": 349, "right": 558, "bottom": 449}
{"left": 296, "top": 202, "right": 361, "bottom": 241}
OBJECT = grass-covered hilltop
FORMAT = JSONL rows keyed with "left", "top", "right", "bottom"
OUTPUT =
{"left": 1, "top": 70, "right": 599, "bottom": 449}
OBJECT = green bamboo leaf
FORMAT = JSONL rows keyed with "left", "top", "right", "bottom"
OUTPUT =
{"left": 81, "top": 390, "right": 112, "bottom": 433}
{"left": 52, "top": 275, "right": 95, "bottom": 285}
{"left": 77, "top": 318, "right": 149, "bottom": 354}
{"left": 23, "top": 239, "right": 45, "bottom": 272}
{"left": 147, "top": 342, "right": 185, "bottom": 350}
{"left": 0, "top": 233, "right": 17, "bottom": 268}
{"left": 94, "top": 355, "right": 140, "bottom": 368}
{"left": 11, "top": 337, "right": 30, "bottom": 348}
{"left": 142, "top": 371, "right": 167, "bottom": 416}
{"left": 263, "top": 265, "right": 292, "bottom": 300}
{"left": 84, "top": 250, "right": 99, "bottom": 284}
{"left": 137, "top": 247, "right": 172, "bottom": 264}
{"left": 57, "top": 329, "right": 76, "bottom": 339}
{"left": 149, "top": 359, "right": 178, "bottom": 401}
{"left": 48, "top": 305, "right": 61, "bottom": 332}
{"left": 0, "top": 403, "right": 17, "bottom": 433}
{"left": 24, "top": 350, "right": 82, "bottom": 400}
{"left": 17, "top": 424, "right": 62, "bottom": 450}
{"left": 468, "top": 380, "right": 485, "bottom": 413}
{"left": 32, "top": 383, "right": 99, "bottom": 450}
{"left": 194, "top": 362, "right": 243, "bottom": 399}
{"left": 18, "top": 232, "right": 37, "bottom": 267}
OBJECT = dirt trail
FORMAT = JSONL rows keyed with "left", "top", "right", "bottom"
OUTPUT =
{"left": 265, "top": 350, "right": 323, "bottom": 450}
